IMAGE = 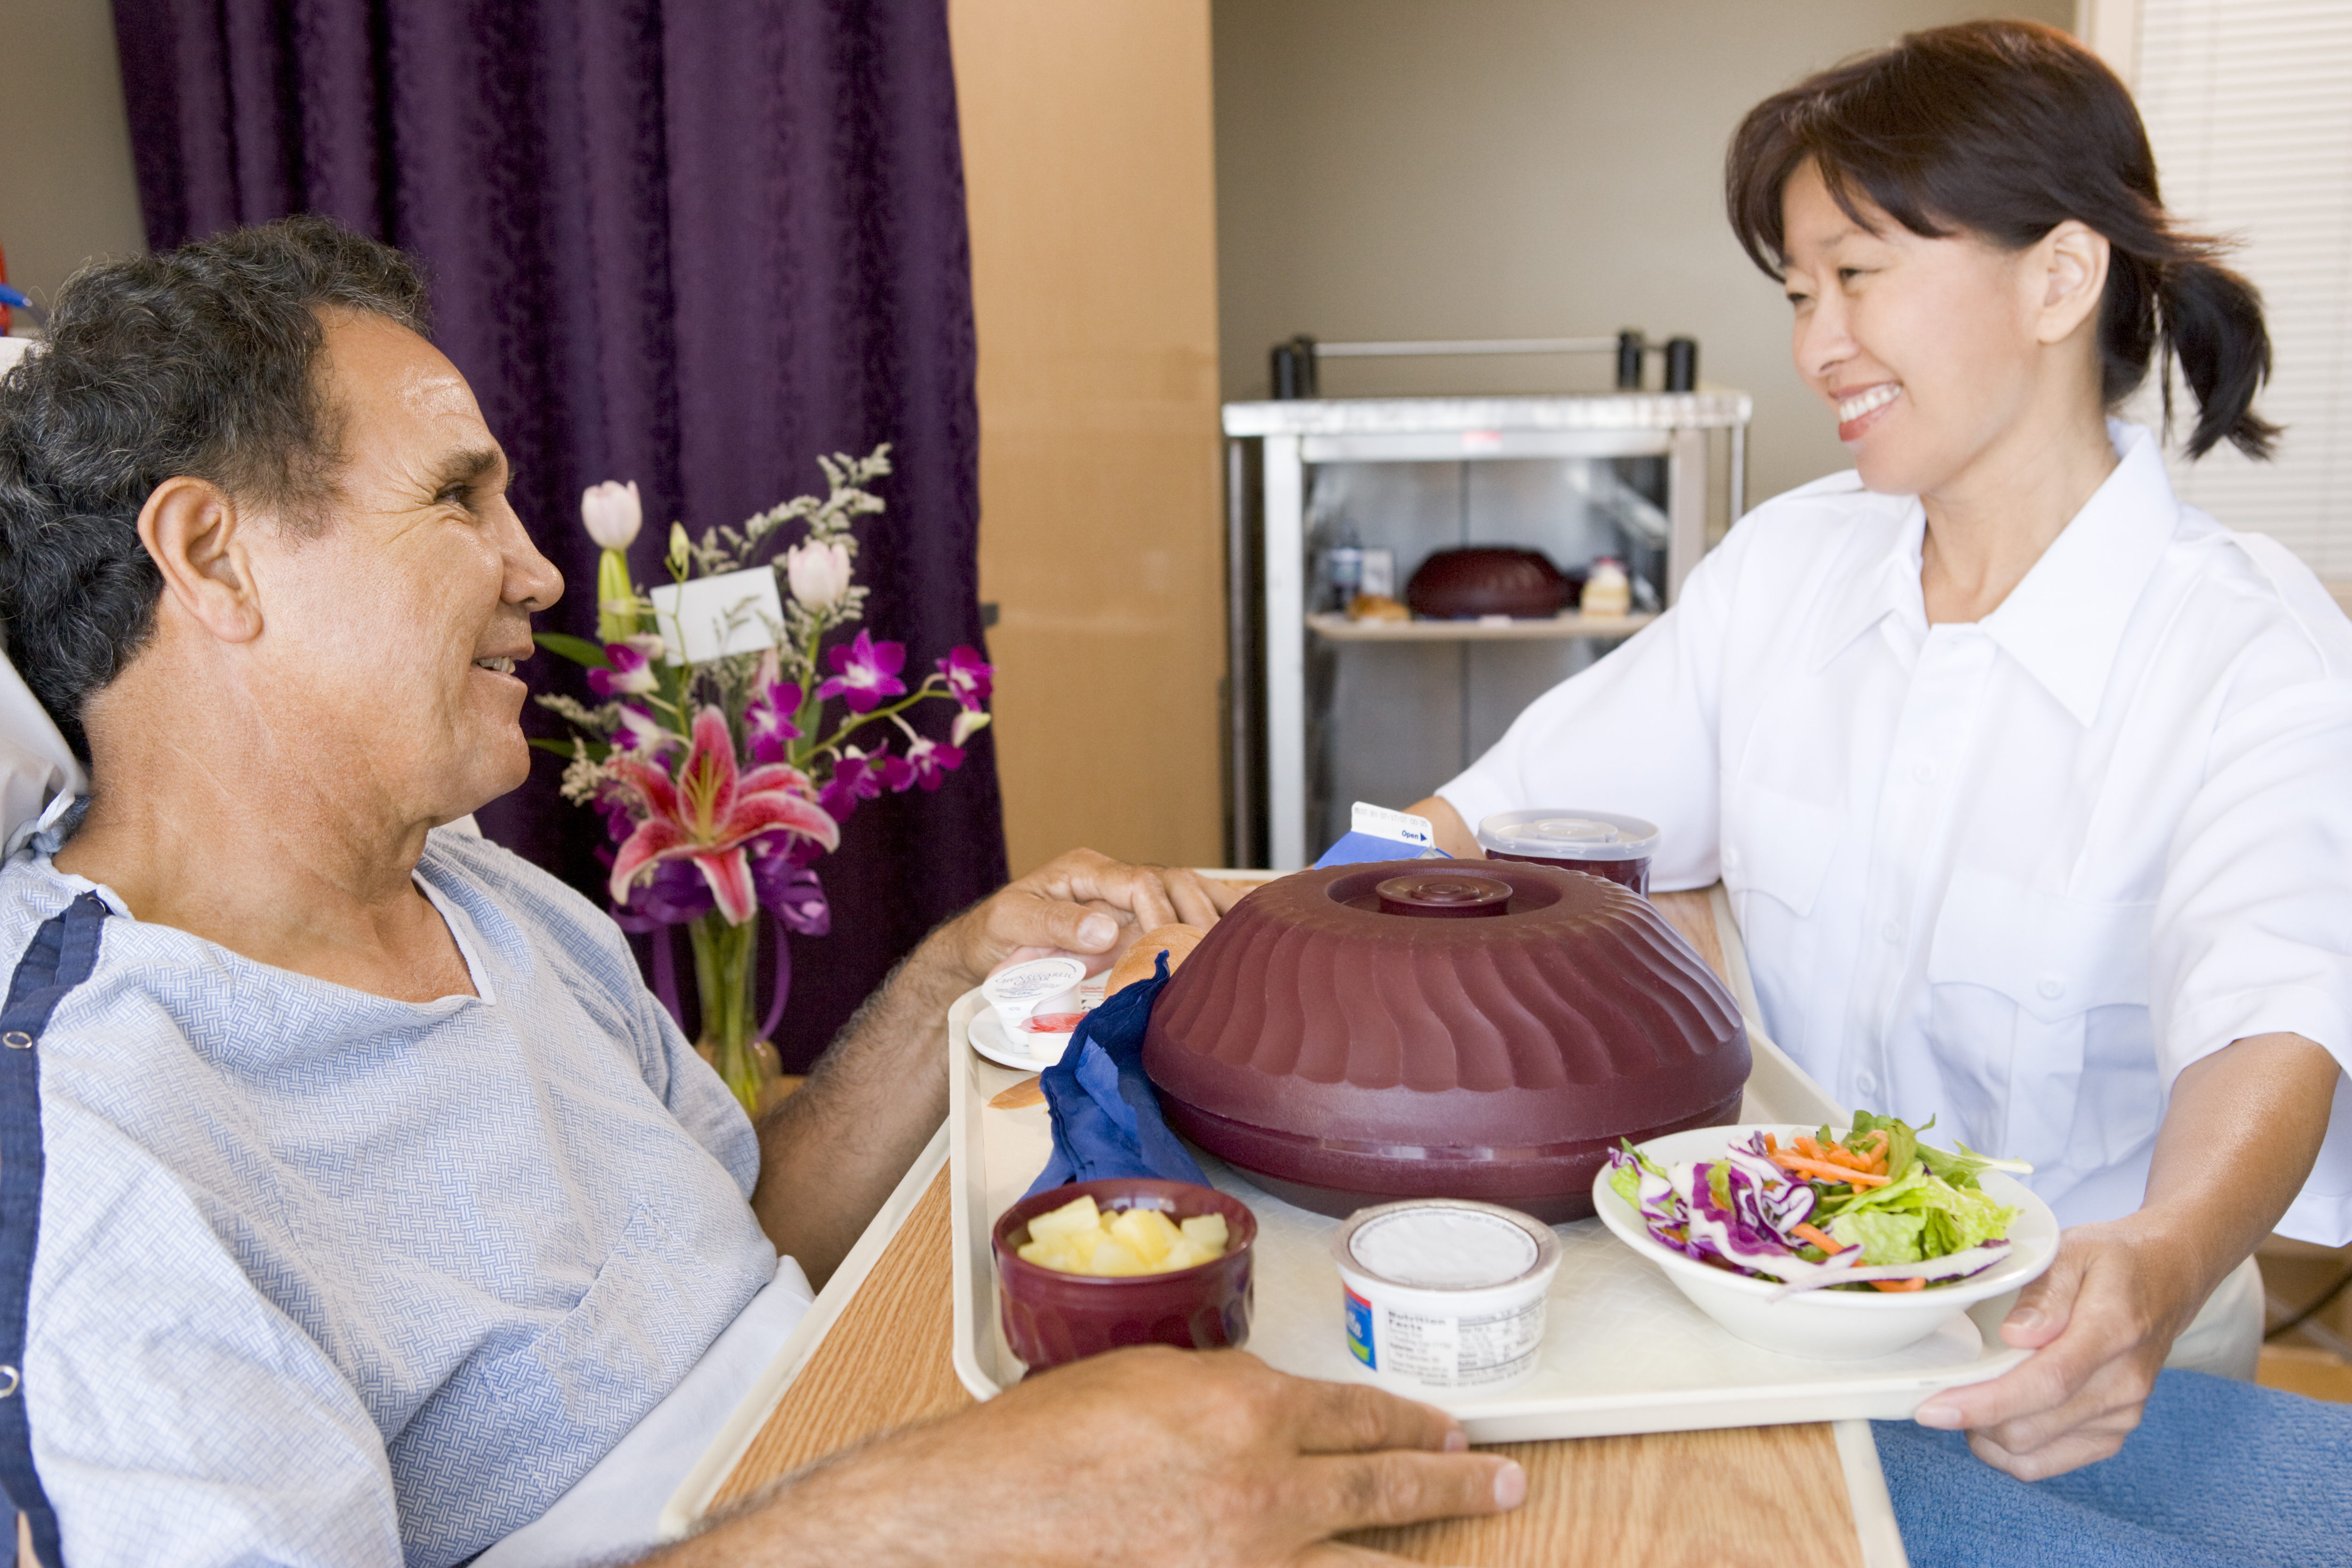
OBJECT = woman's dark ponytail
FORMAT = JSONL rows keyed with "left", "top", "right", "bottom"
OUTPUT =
{"left": 1726, "top": 19, "right": 2278, "bottom": 461}
{"left": 2153, "top": 260, "right": 2278, "bottom": 459}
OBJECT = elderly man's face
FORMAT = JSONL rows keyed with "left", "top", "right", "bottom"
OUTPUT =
{"left": 242, "top": 310, "right": 561, "bottom": 823}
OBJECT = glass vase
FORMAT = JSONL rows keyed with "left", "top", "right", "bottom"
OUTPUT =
{"left": 689, "top": 909, "right": 779, "bottom": 1118}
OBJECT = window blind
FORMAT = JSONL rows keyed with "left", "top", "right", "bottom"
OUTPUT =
{"left": 2122, "top": 0, "right": 2352, "bottom": 580}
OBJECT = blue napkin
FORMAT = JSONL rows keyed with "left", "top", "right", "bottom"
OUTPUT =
{"left": 1311, "top": 830, "right": 1450, "bottom": 869}
{"left": 1022, "top": 951, "right": 1210, "bottom": 1198}
{"left": 1873, "top": 1370, "right": 2352, "bottom": 1568}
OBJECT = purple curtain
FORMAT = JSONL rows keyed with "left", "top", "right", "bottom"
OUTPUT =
{"left": 111, "top": 0, "right": 1007, "bottom": 1070}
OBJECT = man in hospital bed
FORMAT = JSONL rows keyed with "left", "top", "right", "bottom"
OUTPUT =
{"left": 0, "top": 219, "right": 1522, "bottom": 1567}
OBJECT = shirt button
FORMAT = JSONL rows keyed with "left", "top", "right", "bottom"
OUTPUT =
{"left": 1855, "top": 1070, "right": 1880, "bottom": 1096}
{"left": 1723, "top": 848, "right": 1742, "bottom": 872}
{"left": 2037, "top": 976, "right": 2065, "bottom": 1000}
{"left": 1880, "top": 920, "right": 1902, "bottom": 944}
{"left": 1912, "top": 761, "right": 1937, "bottom": 784}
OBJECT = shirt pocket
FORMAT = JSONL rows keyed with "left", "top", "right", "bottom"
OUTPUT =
{"left": 1926, "top": 868, "right": 2156, "bottom": 1176}
{"left": 1720, "top": 784, "right": 1843, "bottom": 917}
{"left": 392, "top": 1202, "right": 702, "bottom": 1558}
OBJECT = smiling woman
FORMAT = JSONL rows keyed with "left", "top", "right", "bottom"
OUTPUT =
{"left": 1408, "top": 18, "right": 2352, "bottom": 1487}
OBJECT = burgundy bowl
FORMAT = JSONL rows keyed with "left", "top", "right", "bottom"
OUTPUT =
{"left": 992, "top": 1179, "right": 1257, "bottom": 1373}
{"left": 1143, "top": 861, "right": 1748, "bottom": 1223}
{"left": 1405, "top": 547, "right": 1571, "bottom": 620}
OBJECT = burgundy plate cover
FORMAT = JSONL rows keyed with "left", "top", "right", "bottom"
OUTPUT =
{"left": 1405, "top": 547, "right": 1571, "bottom": 620}
{"left": 1143, "top": 861, "right": 1748, "bottom": 1222}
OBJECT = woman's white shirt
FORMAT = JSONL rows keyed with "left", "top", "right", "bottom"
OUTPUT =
{"left": 1438, "top": 422, "right": 2352, "bottom": 1243}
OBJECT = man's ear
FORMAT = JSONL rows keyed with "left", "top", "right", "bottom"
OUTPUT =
{"left": 2035, "top": 220, "right": 2110, "bottom": 346}
{"left": 137, "top": 477, "right": 264, "bottom": 644}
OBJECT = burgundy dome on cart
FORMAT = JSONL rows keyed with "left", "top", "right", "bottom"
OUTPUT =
{"left": 1141, "top": 860, "right": 1748, "bottom": 1222}
{"left": 1404, "top": 547, "right": 1572, "bottom": 620}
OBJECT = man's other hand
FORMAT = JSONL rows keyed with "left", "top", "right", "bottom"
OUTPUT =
{"left": 947, "top": 849, "right": 1237, "bottom": 983}
{"left": 679, "top": 1348, "right": 1525, "bottom": 1566}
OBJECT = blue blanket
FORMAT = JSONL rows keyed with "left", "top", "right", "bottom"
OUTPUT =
{"left": 1875, "top": 1371, "right": 2352, "bottom": 1567}
{"left": 1022, "top": 952, "right": 1209, "bottom": 1198}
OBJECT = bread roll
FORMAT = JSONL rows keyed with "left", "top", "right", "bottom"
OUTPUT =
{"left": 1104, "top": 923, "right": 1205, "bottom": 998}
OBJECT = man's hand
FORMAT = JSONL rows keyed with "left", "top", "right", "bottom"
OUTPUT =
{"left": 670, "top": 1348, "right": 1525, "bottom": 1566}
{"left": 943, "top": 849, "right": 1238, "bottom": 983}
{"left": 1911, "top": 1031, "right": 2338, "bottom": 1478}
{"left": 751, "top": 849, "right": 1239, "bottom": 1285}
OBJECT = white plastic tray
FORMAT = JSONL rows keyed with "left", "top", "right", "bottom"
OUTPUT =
{"left": 947, "top": 929, "right": 2028, "bottom": 1446}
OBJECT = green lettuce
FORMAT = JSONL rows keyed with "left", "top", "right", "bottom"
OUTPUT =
{"left": 1818, "top": 1160, "right": 2019, "bottom": 1261}
{"left": 1609, "top": 1138, "right": 1667, "bottom": 1209}
{"left": 1827, "top": 1209, "right": 1926, "bottom": 1265}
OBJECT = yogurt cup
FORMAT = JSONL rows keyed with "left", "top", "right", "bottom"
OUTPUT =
{"left": 981, "top": 956, "right": 1088, "bottom": 1033}
{"left": 1476, "top": 808, "right": 1659, "bottom": 897}
{"left": 1330, "top": 1200, "right": 1562, "bottom": 1396}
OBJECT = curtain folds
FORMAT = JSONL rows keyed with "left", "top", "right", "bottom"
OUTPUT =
{"left": 110, "top": 0, "right": 1004, "bottom": 1068}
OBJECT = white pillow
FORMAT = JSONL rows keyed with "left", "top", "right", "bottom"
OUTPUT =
{"left": 0, "top": 653, "right": 86, "bottom": 858}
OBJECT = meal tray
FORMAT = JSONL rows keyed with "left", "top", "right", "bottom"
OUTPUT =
{"left": 948, "top": 954, "right": 2027, "bottom": 1445}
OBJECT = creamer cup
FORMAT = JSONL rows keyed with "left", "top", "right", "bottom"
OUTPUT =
{"left": 981, "top": 956, "right": 1089, "bottom": 1031}
{"left": 1331, "top": 1200, "right": 1562, "bottom": 1397}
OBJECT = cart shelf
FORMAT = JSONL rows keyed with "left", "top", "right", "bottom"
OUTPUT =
{"left": 1306, "top": 610, "right": 1656, "bottom": 643}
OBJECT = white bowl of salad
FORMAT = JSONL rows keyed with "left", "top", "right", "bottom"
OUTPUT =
{"left": 1591, "top": 1115, "right": 2059, "bottom": 1360}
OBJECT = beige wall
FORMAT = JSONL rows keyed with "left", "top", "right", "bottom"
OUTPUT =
{"left": 0, "top": 0, "right": 145, "bottom": 311}
{"left": 1214, "top": 0, "right": 2073, "bottom": 509}
{"left": 949, "top": 0, "right": 1228, "bottom": 877}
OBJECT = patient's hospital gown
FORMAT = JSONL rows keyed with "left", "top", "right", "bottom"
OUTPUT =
{"left": 5, "top": 827, "right": 779, "bottom": 1568}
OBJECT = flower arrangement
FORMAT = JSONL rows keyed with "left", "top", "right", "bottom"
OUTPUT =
{"left": 537, "top": 447, "right": 993, "bottom": 1114}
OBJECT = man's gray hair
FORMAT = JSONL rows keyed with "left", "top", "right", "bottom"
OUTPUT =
{"left": 0, "top": 215, "right": 429, "bottom": 762}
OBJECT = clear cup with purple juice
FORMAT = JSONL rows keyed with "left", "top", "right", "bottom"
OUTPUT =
{"left": 1476, "top": 809, "right": 1660, "bottom": 897}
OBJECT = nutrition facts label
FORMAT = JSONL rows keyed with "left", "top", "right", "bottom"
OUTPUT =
{"left": 1348, "top": 1289, "right": 1546, "bottom": 1387}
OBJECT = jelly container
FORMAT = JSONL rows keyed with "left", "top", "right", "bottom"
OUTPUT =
{"left": 1477, "top": 808, "right": 1660, "bottom": 896}
{"left": 981, "top": 956, "right": 1088, "bottom": 1036}
{"left": 1331, "top": 1200, "right": 1562, "bottom": 1397}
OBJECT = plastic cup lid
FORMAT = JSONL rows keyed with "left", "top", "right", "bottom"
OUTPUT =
{"left": 981, "top": 956, "right": 1088, "bottom": 1025}
{"left": 1477, "top": 808, "right": 1660, "bottom": 862}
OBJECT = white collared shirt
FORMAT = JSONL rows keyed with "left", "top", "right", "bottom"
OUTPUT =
{"left": 1440, "top": 423, "right": 2352, "bottom": 1241}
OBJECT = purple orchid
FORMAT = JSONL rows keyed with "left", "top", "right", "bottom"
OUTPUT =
{"left": 904, "top": 735, "right": 964, "bottom": 791}
{"left": 818, "top": 749, "right": 883, "bottom": 823}
{"left": 816, "top": 630, "right": 907, "bottom": 714}
{"left": 606, "top": 708, "right": 840, "bottom": 924}
{"left": 750, "top": 840, "right": 832, "bottom": 934}
{"left": 937, "top": 645, "right": 993, "bottom": 710}
{"left": 588, "top": 638, "right": 660, "bottom": 699}
{"left": 744, "top": 679, "right": 804, "bottom": 765}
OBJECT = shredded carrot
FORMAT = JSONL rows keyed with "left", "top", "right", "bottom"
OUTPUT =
{"left": 1770, "top": 1152, "right": 1894, "bottom": 1187}
{"left": 1791, "top": 1221, "right": 1846, "bottom": 1254}
{"left": 1763, "top": 1132, "right": 1780, "bottom": 1154}
{"left": 1871, "top": 1278, "right": 1927, "bottom": 1293}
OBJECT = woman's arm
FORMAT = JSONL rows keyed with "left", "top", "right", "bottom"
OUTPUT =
{"left": 1913, "top": 1030, "right": 2339, "bottom": 1478}
{"left": 1405, "top": 795, "right": 1481, "bottom": 859}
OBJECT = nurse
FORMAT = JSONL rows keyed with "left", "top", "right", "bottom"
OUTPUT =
{"left": 1409, "top": 20, "right": 2352, "bottom": 1479}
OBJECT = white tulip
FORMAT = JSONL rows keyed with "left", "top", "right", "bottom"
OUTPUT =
{"left": 785, "top": 540, "right": 853, "bottom": 611}
{"left": 581, "top": 481, "right": 642, "bottom": 549}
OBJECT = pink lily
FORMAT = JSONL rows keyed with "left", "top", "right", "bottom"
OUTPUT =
{"left": 607, "top": 708, "right": 839, "bottom": 924}
{"left": 817, "top": 629, "right": 907, "bottom": 713}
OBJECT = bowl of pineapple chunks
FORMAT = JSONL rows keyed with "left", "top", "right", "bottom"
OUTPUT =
{"left": 992, "top": 1179, "right": 1257, "bottom": 1372}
